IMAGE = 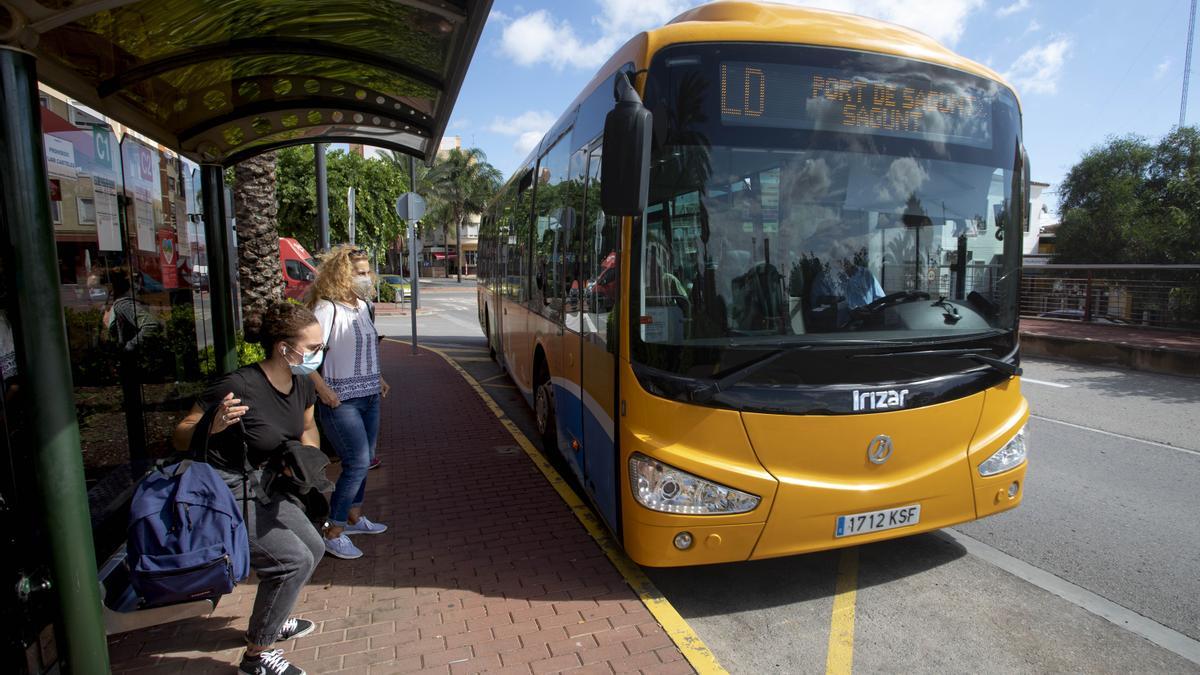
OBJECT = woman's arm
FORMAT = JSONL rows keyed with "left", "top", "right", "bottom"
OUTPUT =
{"left": 301, "top": 404, "right": 319, "bottom": 447}
{"left": 308, "top": 371, "right": 340, "bottom": 407}
{"left": 173, "top": 393, "right": 247, "bottom": 452}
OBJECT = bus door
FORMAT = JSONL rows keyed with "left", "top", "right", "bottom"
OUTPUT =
{"left": 556, "top": 149, "right": 587, "bottom": 483}
{"left": 579, "top": 145, "right": 620, "bottom": 530}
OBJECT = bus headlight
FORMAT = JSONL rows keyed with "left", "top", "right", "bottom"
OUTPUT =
{"left": 629, "top": 453, "right": 760, "bottom": 515}
{"left": 979, "top": 424, "right": 1028, "bottom": 477}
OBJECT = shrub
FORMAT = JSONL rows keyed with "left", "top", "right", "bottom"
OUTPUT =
{"left": 377, "top": 281, "right": 397, "bottom": 303}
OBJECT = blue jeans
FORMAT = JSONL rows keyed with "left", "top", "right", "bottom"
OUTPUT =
{"left": 318, "top": 393, "right": 380, "bottom": 527}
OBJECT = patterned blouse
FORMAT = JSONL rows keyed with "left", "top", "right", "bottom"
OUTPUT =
{"left": 312, "top": 299, "right": 380, "bottom": 401}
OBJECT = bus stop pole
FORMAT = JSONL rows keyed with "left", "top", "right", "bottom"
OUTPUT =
{"left": 316, "top": 143, "right": 329, "bottom": 251}
{"left": 409, "top": 155, "right": 419, "bottom": 355}
{"left": 0, "top": 46, "right": 110, "bottom": 673}
{"left": 201, "top": 165, "right": 238, "bottom": 375}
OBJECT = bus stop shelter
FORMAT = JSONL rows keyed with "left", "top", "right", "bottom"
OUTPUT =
{"left": 0, "top": 1, "right": 490, "bottom": 671}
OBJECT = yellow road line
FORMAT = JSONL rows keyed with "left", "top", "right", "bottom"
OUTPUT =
{"left": 388, "top": 338, "right": 726, "bottom": 675}
{"left": 825, "top": 547, "right": 860, "bottom": 675}
{"left": 476, "top": 372, "right": 509, "bottom": 384}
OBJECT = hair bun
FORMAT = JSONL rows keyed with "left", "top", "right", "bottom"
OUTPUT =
{"left": 242, "top": 311, "right": 265, "bottom": 344}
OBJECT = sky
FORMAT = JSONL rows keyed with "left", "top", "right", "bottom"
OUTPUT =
{"left": 442, "top": 0, "right": 1200, "bottom": 220}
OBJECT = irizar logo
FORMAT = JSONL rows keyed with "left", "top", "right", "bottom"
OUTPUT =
{"left": 853, "top": 388, "right": 910, "bottom": 412}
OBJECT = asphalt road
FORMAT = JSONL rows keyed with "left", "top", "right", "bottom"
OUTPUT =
{"left": 378, "top": 280, "right": 1200, "bottom": 673}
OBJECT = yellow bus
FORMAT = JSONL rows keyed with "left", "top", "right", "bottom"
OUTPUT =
{"left": 477, "top": 1, "right": 1030, "bottom": 567}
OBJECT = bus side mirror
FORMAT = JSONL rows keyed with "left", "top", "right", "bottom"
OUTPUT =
{"left": 601, "top": 72, "right": 651, "bottom": 217}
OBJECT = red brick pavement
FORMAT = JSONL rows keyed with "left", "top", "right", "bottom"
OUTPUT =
{"left": 108, "top": 342, "right": 690, "bottom": 674}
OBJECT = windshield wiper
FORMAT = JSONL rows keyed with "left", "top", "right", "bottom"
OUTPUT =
{"left": 689, "top": 345, "right": 813, "bottom": 402}
{"left": 851, "top": 346, "right": 1022, "bottom": 377}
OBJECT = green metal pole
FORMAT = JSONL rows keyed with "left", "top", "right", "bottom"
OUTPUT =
{"left": 0, "top": 46, "right": 110, "bottom": 673}
{"left": 201, "top": 164, "right": 237, "bottom": 374}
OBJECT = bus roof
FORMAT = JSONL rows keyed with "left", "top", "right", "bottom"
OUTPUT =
{"left": 503, "top": 0, "right": 1017, "bottom": 187}
{"left": 651, "top": 1, "right": 1012, "bottom": 90}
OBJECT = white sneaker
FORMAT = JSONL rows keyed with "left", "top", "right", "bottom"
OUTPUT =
{"left": 343, "top": 516, "right": 388, "bottom": 536}
{"left": 323, "top": 534, "right": 363, "bottom": 560}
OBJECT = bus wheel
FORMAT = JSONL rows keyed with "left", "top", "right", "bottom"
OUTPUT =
{"left": 534, "top": 370, "right": 556, "bottom": 453}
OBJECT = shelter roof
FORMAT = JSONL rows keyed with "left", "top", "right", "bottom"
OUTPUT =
{"left": 1, "top": 0, "right": 491, "bottom": 165}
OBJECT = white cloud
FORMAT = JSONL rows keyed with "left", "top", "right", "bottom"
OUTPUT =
{"left": 1003, "top": 37, "right": 1072, "bottom": 94}
{"left": 1025, "top": 18, "right": 1042, "bottom": 34}
{"left": 488, "top": 110, "right": 557, "bottom": 155}
{"left": 996, "top": 0, "right": 1031, "bottom": 17}
{"left": 500, "top": 0, "right": 985, "bottom": 70}
{"left": 1155, "top": 58, "right": 1171, "bottom": 80}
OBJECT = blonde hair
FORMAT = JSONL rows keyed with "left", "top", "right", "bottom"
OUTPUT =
{"left": 305, "top": 244, "right": 372, "bottom": 308}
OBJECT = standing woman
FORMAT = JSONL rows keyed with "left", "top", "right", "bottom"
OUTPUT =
{"left": 307, "top": 245, "right": 390, "bottom": 560}
{"left": 173, "top": 302, "right": 326, "bottom": 675}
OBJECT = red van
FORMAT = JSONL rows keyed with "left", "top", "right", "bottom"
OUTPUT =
{"left": 280, "top": 237, "right": 318, "bottom": 300}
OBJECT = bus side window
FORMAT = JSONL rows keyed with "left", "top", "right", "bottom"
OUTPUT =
{"left": 583, "top": 144, "right": 619, "bottom": 353}
{"left": 533, "top": 131, "right": 573, "bottom": 321}
{"left": 563, "top": 149, "right": 588, "bottom": 313}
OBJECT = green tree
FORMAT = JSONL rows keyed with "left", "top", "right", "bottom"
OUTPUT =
{"left": 1140, "top": 126, "right": 1200, "bottom": 263}
{"left": 275, "top": 147, "right": 410, "bottom": 269}
{"left": 1055, "top": 134, "right": 1153, "bottom": 263}
{"left": 1053, "top": 130, "right": 1200, "bottom": 263}
{"left": 427, "top": 147, "right": 502, "bottom": 281}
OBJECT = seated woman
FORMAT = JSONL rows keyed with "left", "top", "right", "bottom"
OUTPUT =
{"left": 173, "top": 302, "right": 325, "bottom": 675}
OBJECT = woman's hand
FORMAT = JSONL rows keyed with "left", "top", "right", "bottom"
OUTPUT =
{"left": 380, "top": 377, "right": 391, "bottom": 399}
{"left": 210, "top": 392, "right": 248, "bottom": 435}
{"left": 318, "top": 385, "right": 341, "bottom": 409}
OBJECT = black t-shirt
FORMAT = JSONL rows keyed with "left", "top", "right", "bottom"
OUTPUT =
{"left": 196, "top": 364, "right": 317, "bottom": 471}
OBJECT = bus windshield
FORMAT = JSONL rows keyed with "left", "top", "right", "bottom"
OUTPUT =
{"left": 633, "top": 43, "right": 1024, "bottom": 382}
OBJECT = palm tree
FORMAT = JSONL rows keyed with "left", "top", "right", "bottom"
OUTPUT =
{"left": 233, "top": 151, "right": 283, "bottom": 314}
{"left": 427, "top": 147, "right": 502, "bottom": 282}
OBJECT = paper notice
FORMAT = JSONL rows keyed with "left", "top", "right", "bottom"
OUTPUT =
{"left": 93, "top": 176, "right": 121, "bottom": 252}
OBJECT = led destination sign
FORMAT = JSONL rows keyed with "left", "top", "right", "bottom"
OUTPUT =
{"left": 719, "top": 61, "right": 995, "bottom": 148}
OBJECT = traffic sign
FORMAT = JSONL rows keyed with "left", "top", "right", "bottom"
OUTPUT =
{"left": 395, "top": 192, "right": 426, "bottom": 222}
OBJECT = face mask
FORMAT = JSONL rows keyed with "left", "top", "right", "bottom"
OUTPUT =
{"left": 353, "top": 276, "right": 374, "bottom": 299}
{"left": 287, "top": 347, "right": 324, "bottom": 375}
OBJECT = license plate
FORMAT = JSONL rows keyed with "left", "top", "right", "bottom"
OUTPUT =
{"left": 835, "top": 504, "right": 921, "bottom": 538}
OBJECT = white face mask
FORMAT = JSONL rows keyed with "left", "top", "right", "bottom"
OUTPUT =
{"left": 352, "top": 275, "right": 374, "bottom": 299}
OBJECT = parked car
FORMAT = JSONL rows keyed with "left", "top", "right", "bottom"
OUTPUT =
{"left": 1037, "top": 309, "right": 1129, "bottom": 324}
{"left": 379, "top": 274, "right": 412, "bottom": 302}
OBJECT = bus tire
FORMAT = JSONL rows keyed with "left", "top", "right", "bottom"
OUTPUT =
{"left": 534, "top": 361, "right": 557, "bottom": 454}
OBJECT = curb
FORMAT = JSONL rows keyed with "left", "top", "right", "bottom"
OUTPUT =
{"left": 387, "top": 338, "right": 728, "bottom": 675}
{"left": 1020, "top": 331, "right": 1200, "bottom": 378}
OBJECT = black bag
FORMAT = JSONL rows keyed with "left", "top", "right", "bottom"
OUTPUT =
{"left": 261, "top": 440, "right": 334, "bottom": 526}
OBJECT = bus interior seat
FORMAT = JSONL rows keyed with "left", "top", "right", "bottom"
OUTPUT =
{"left": 731, "top": 262, "right": 788, "bottom": 332}
{"left": 717, "top": 249, "right": 752, "bottom": 325}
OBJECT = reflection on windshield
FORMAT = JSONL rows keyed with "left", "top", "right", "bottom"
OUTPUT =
{"left": 636, "top": 47, "right": 1021, "bottom": 353}
{"left": 641, "top": 149, "right": 1014, "bottom": 345}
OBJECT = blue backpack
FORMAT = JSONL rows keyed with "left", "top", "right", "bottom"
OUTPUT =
{"left": 126, "top": 458, "right": 251, "bottom": 607}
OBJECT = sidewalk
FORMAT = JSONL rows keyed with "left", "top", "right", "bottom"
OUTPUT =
{"left": 108, "top": 342, "right": 690, "bottom": 674}
{"left": 1020, "top": 318, "right": 1200, "bottom": 377}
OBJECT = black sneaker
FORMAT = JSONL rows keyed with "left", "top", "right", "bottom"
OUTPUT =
{"left": 238, "top": 648, "right": 305, "bottom": 675}
{"left": 276, "top": 617, "right": 316, "bottom": 642}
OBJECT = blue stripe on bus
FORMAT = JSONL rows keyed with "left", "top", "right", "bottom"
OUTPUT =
{"left": 551, "top": 383, "right": 619, "bottom": 531}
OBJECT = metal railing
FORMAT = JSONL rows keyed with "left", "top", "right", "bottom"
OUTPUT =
{"left": 1019, "top": 264, "right": 1200, "bottom": 330}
